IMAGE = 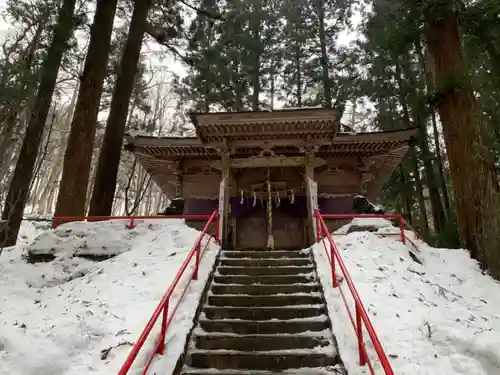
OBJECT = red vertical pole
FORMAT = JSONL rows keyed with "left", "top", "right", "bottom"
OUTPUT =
{"left": 330, "top": 243, "right": 338, "bottom": 288}
{"left": 315, "top": 213, "right": 321, "bottom": 241}
{"left": 356, "top": 304, "right": 367, "bottom": 366}
{"left": 193, "top": 242, "right": 200, "bottom": 280}
{"left": 129, "top": 216, "right": 135, "bottom": 229}
{"left": 157, "top": 300, "right": 169, "bottom": 354}
{"left": 399, "top": 215, "right": 405, "bottom": 244}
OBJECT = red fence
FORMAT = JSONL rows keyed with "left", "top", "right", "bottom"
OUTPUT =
{"left": 314, "top": 211, "right": 395, "bottom": 375}
{"left": 106, "top": 210, "right": 219, "bottom": 375}
{"left": 51, "top": 215, "right": 215, "bottom": 229}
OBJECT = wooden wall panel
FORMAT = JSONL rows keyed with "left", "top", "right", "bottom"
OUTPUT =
{"left": 316, "top": 171, "right": 361, "bottom": 196}
{"left": 182, "top": 174, "right": 220, "bottom": 198}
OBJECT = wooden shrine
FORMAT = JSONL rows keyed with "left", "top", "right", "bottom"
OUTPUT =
{"left": 124, "top": 108, "right": 417, "bottom": 249}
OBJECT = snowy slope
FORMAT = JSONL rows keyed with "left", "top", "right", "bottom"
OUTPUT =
{"left": 314, "top": 219, "right": 500, "bottom": 375}
{"left": 0, "top": 219, "right": 219, "bottom": 375}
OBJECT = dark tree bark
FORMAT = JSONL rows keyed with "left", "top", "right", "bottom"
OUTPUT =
{"left": 424, "top": 5, "right": 500, "bottom": 276}
{"left": 418, "top": 44, "right": 452, "bottom": 215}
{"left": 430, "top": 108, "right": 451, "bottom": 213}
{"left": 312, "top": 0, "right": 331, "bottom": 107}
{"left": 249, "top": 0, "right": 261, "bottom": 111}
{"left": 0, "top": 0, "right": 76, "bottom": 247}
{"left": 399, "top": 165, "right": 413, "bottom": 225}
{"left": 88, "top": 0, "right": 152, "bottom": 216}
{"left": 401, "top": 53, "right": 446, "bottom": 233}
{"left": 54, "top": 0, "right": 118, "bottom": 220}
{"left": 395, "top": 61, "right": 430, "bottom": 236}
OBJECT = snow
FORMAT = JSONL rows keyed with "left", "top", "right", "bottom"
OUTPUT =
{"left": 313, "top": 219, "right": 500, "bottom": 375}
{"left": 0, "top": 218, "right": 219, "bottom": 375}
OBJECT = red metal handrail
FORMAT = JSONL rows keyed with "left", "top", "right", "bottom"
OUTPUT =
{"left": 51, "top": 214, "right": 214, "bottom": 229}
{"left": 117, "top": 210, "right": 219, "bottom": 375}
{"left": 314, "top": 210, "right": 395, "bottom": 375}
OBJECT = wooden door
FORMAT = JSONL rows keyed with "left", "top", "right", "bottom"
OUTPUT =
{"left": 273, "top": 209, "right": 305, "bottom": 249}
{"left": 236, "top": 208, "right": 267, "bottom": 249}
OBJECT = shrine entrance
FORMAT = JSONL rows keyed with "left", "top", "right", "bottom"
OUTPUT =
{"left": 232, "top": 166, "right": 307, "bottom": 250}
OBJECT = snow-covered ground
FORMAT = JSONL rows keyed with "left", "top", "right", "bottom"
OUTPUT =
{"left": 0, "top": 218, "right": 219, "bottom": 375}
{"left": 314, "top": 218, "right": 500, "bottom": 375}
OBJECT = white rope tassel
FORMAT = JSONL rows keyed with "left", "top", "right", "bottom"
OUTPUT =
{"left": 252, "top": 192, "right": 257, "bottom": 207}
{"left": 276, "top": 191, "right": 280, "bottom": 207}
{"left": 240, "top": 190, "right": 244, "bottom": 204}
{"left": 290, "top": 189, "right": 295, "bottom": 204}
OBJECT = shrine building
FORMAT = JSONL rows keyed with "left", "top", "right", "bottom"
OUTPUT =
{"left": 124, "top": 108, "right": 416, "bottom": 250}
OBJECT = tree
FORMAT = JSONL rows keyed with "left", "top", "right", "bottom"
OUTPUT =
{"left": 422, "top": 0, "right": 500, "bottom": 276}
{"left": 88, "top": 0, "right": 153, "bottom": 217}
{"left": 54, "top": 0, "right": 119, "bottom": 219}
{"left": 0, "top": 0, "right": 77, "bottom": 247}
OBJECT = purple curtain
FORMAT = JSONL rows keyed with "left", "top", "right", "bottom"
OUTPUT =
{"left": 183, "top": 199, "right": 218, "bottom": 215}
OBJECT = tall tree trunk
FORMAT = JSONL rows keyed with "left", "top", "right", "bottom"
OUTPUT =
{"left": 54, "top": 0, "right": 118, "bottom": 220}
{"left": 410, "top": 146, "right": 430, "bottom": 237}
{"left": 250, "top": 1, "right": 261, "bottom": 111}
{"left": 401, "top": 53, "right": 446, "bottom": 233}
{"left": 0, "top": 0, "right": 76, "bottom": 247}
{"left": 418, "top": 43, "right": 452, "bottom": 216}
{"left": 430, "top": 109, "right": 451, "bottom": 213}
{"left": 399, "top": 165, "right": 413, "bottom": 224}
{"left": 88, "top": 0, "right": 152, "bottom": 217}
{"left": 395, "top": 61, "right": 430, "bottom": 236}
{"left": 294, "top": 40, "right": 302, "bottom": 106}
{"left": 424, "top": 6, "right": 500, "bottom": 275}
{"left": 313, "top": 0, "right": 331, "bottom": 107}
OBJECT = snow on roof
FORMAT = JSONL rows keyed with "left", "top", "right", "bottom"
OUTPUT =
{"left": 0, "top": 219, "right": 219, "bottom": 375}
{"left": 313, "top": 225, "right": 500, "bottom": 375}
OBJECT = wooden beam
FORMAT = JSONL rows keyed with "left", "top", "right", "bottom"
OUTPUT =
{"left": 202, "top": 127, "right": 336, "bottom": 138}
{"left": 210, "top": 155, "right": 327, "bottom": 169}
{"left": 205, "top": 137, "right": 334, "bottom": 150}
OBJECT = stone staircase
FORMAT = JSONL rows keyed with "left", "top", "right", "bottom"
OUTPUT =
{"left": 177, "top": 248, "right": 346, "bottom": 375}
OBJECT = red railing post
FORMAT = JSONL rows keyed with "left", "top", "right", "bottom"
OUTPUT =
{"left": 156, "top": 300, "right": 169, "bottom": 355}
{"left": 398, "top": 215, "right": 405, "bottom": 244}
{"left": 193, "top": 242, "right": 201, "bottom": 281}
{"left": 330, "top": 243, "right": 338, "bottom": 288}
{"left": 129, "top": 216, "right": 135, "bottom": 229}
{"left": 356, "top": 304, "right": 367, "bottom": 366}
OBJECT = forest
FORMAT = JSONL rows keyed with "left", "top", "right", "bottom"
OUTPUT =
{"left": 0, "top": 0, "right": 500, "bottom": 277}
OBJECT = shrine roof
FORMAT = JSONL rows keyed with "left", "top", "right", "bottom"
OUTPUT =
{"left": 124, "top": 127, "right": 417, "bottom": 160}
{"left": 189, "top": 107, "right": 340, "bottom": 143}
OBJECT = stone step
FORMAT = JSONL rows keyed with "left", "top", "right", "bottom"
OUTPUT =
{"left": 217, "top": 266, "right": 314, "bottom": 276}
{"left": 193, "top": 333, "right": 331, "bottom": 351}
{"left": 222, "top": 250, "right": 310, "bottom": 259}
{"left": 181, "top": 367, "right": 345, "bottom": 375}
{"left": 214, "top": 274, "right": 315, "bottom": 285}
{"left": 186, "top": 351, "right": 338, "bottom": 371}
{"left": 203, "top": 306, "right": 326, "bottom": 320}
{"left": 207, "top": 294, "right": 322, "bottom": 307}
{"left": 199, "top": 319, "right": 328, "bottom": 334}
{"left": 210, "top": 283, "right": 320, "bottom": 295}
{"left": 220, "top": 258, "right": 311, "bottom": 267}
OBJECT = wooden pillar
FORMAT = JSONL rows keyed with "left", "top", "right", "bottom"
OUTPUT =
{"left": 220, "top": 150, "right": 231, "bottom": 248}
{"left": 304, "top": 148, "right": 316, "bottom": 245}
